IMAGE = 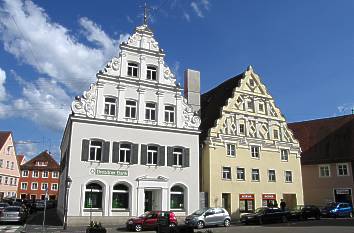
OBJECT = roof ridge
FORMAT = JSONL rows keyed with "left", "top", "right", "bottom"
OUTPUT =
{"left": 289, "top": 114, "right": 354, "bottom": 125}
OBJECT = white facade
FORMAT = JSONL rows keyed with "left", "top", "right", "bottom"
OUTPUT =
{"left": 58, "top": 24, "right": 201, "bottom": 226}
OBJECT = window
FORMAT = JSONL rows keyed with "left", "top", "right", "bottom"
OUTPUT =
{"left": 259, "top": 103, "right": 264, "bottom": 112}
{"left": 112, "top": 184, "right": 129, "bottom": 209}
{"left": 52, "top": 171, "right": 59, "bottom": 178}
{"left": 104, "top": 97, "right": 116, "bottom": 116}
{"left": 41, "top": 183, "right": 48, "bottom": 190}
{"left": 173, "top": 148, "right": 183, "bottom": 167}
{"left": 268, "top": 170, "right": 276, "bottom": 182}
{"left": 251, "top": 146, "right": 260, "bottom": 159}
{"left": 89, "top": 140, "right": 103, "bottom": 162}
{"left": 119, "top": 144, "right": 131, "bottom": 163}
{"left": 6, "top": 161, "right": 9, "bottom": 169}
{"left": 170, "top": 186, "right": 184, "bottom": 210}
{"left": 51, "top": 183, "right": 58, "bottom": 191}
{"left": 319, "top": 165, "right": 330, "bottom": 177}
{"left": 42, "top": 171, "right": 48, "bottom": 178}
{"left": 31, "top": 182, "right": 38, "bottom": 190}
{"left": 237, "top": 168, "right": 245, "bottom": 180}
{"left": 4, "top": 177, "right": 8, "bottom": 185}
{"left": 0, "top": 159, "right": 3, "bottom": 168}
{"left": 125, "top": 100, "right": 137, "bottom": 119}
{"left": 285, "top": 171, "right": 292, "bottom": 183}
{"left": 9, "top": 178, "right": 13, "bottom": 185}
{"left": 281, "top": 149, "right": 289, "bottom": 161}
{"left": 247, "top": 100, "right": 254, "bottom": 110}
{"left": 337, "top": 163, "right": 349, "bottom": 176}
{"left": 21, "top": 182, "right": 27, "bottom": 190}
{"left": 222, "top": 167, "right": 231, "bottom": 180}
{"left": 164, "top": 106, "right": 175, "bottom": 123}
{"left": 251, "top": 169, "right": 260, "bottom": 181}
{"left": 127, "top": 62, "right": 138, "bottom": 77}
{"left": 273, "top": 129, "right": 279, "bottom": 140}
{"left": 84, "top": 183, "right": 103, "bottom": 209}
{"left": 10, "top": 162, "right": 14, "bottom": 170}
{"left": 35, "top": 161, "right": 48, "bottom": 166}
{"left": 14, "top": 179, "right": 17, "bottom": 186}
{"left": 22, "top": 170, "right": 28, "bottom": 177}
{"left": 249, "top": 79, "right": 255, "bottom": 87}
{"left": 32, "top": 171, "right": 39, "bottom": 178}
{"left": 147, "top": 146, "right": 158, "bottom": 165}
{"left": 226, "top": 144, "right": 236, "bottom": 157}
{"left": 145, "top": 103, "right": 156, "bottom": 121}
{"left": 0, "top": 176, "right": 2, "bottom": 184}
{"left": 146, "top": 66, "right": 157, "bottom": 80}
{"left": 239, "top": 124, "right": 245, "bottom": 134}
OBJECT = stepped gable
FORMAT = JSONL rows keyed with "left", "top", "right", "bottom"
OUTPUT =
{"left": 288, "top": 115, "right": 354, "bottom": 164}
{"left": 200, "top": 72, "right": 244, "bottom": 142}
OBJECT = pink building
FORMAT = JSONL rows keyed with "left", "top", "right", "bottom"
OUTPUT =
{"left": 0, "top": 131, "right": 21, "bottom": 199}
{"left": 289, "top": 115, "right": 354, "bottom": 206}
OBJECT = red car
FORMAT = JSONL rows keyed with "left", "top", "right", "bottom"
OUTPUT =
{"left": 126, "top": 211, "right": 178, "bottom": 232}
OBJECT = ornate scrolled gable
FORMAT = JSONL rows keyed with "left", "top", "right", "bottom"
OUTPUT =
{"left": 71, "top": 83, "right": 97, "bottom": 118}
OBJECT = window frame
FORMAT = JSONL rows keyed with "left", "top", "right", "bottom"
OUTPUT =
{"left": 250, "top": 146, "right": 260, "bottom": 159}
{"left": 125, "top": 100, "right": 137, "bottom": 119}
{"left": 41, "top": 183, "right": 48, "bottom": 191}
{"left": 236, "top": 167, "right": 245, "bottom": 181}
{"left": 319, "top": 164, "right": 331, "bottom": 177}
{"left": 222, "top": 167, "right": 232, "bottom": 180}
{"left": 146, "top": 65, "right": 157, "bottom": 81}
{"left": 172, "top": 148, "right": 183, "bottom": 167}
{"left": 32, "top": 171, "right": 39, "bottom": 178}
{"left": 147, "top": 145, "right": 158, "bottom": 166}
{"left": 268, "top": 169, "right": 276, "bottom": 182}
{"left": 251, "top": 168, "right": 260, "bottom": 182}
{"left": 42, "top": 171, "right": 49, "bottom": 178}
{"left": 104, "top": 97, "right": 117, "bottom": 116}
{"left": 285, "top": 170, "right": 293, "bottom": 183}
{"left": 89, "top": 140, "right": 103, "bottom": 162}
{"left": 84, "top": 183, "right": 103, "bottom": 210}
{"left": 31, "top": 182, "right": 38, "bottom": 190}
{"left": 145, "top": 102, "right": 157, "bottom": 121}
{"left": 226, "top": 144, "right": 236, "bottom": 157}
{"left": 280, "top": 149, "right": 289, "bottom": 162}
{"left": 21, "top": 182, "right": 28, "bottom": 190}
{"left": 170, "top": 186, "right": 185, "bottom": 211}
{"left": 22, "top": 170, "right": 29, "bottom": 177}
{"left": 127, "top": 62, "right": 138, "bottom": 77}
{"left": 112, "top": 183, "right": 130, "bottom": 210}
{"left": 52, "top": 171, "right": 59, "bottom": 178}
{"left": 164, "top": 105, "right": 175, "bottom": 123}
{"left": 119, "top": 143, "right": 131, "bottom": 164}
{"left": 337, "top": 163, "right": 349, "bottom": 176}
{"left": 51, "top": 183, "right": 58, "bottom": 191}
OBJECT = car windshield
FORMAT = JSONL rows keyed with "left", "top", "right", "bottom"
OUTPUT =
{"left": 4, "top": 207, "right": 20, "bottom": 212}
{"left": 255, "top": 208, "right": 266, "bottom": 214}
{"left": 192, "top": 208, "right": 208, "bottom": 215}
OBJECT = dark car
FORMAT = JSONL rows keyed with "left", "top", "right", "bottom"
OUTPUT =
{"left": 0, "top": 203, "right": 10, "bottom": 214}
{"left": 240, "top": 207, "right": 288, "bottom": 225}
{"left": 0, "top": 206, "right": 28, "bottom": 224}
{"left": 321, "top": 202, "right": 353, "bottom": 218}
{"left": 126, "top": 211, "right": 177, "bottom": 232}
{"left": 289, "top": 205, "right": 321, "bottom": 220}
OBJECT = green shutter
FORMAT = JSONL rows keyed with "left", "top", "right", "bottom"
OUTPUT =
{"left": 141, "top": 144, "right": 147, "bottom": 165}
{"left": 81, "top": 139, "right": 89, "bottom": 161}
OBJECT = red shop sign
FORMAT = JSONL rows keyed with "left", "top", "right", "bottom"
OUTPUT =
{"left": 262, "top": 194, "right": 276, "bottom": 200}
{"left": 239, "top": 194, "right": 255, "bottom": 200}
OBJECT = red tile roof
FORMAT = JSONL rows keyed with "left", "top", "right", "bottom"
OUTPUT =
{"left": 288, "top": 115, "right": 354, "bottom": 165}
{"left": 21, "top": 150, "right": 60, "bottom": 171}
{"left": 16, "top": 154, "right": 25, "bottom": 166}
{"left": 0, "top": 131, "right": 11, "bottom": 150}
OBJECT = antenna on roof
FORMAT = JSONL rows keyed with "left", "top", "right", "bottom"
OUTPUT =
{"left": 143, "top": 2, "right": 150, "bottom": 25}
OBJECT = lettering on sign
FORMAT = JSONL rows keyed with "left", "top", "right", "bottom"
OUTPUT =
{"left": 89, "top": 168, "right": 128, "bottom": 176}
{"left": 335, "top": 189, "right": 350, "bottom": 195}
{"left": 239, "top": 194, "right": 255, "bottom": 200}
{"left": 262, "top": 194, "right": 276, "bottom": 200}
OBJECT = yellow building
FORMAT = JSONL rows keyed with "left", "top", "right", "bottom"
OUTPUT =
{"left": 200, "top": 66, "right": 304, "bottom": 218}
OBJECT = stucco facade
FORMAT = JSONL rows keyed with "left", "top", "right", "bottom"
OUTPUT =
{"left": 0, "top": 132, "right": 20, "bottom": 199}
{"left": 200, "top": 67, "right": 304, "bottom": 219}
{"left": 58, "top": 23, "right": 201, "bottom": 226}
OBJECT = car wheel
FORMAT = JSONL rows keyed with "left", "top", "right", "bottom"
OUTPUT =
{"left": 224, "top": 219, "right": 231, "bottom": 227}
{"left": 281, "top": 216, "right": 288, "bottom": 223}
{"left": 169, "top": 223, "right": 176, "bottom": 227}
{"left": 134, "top": 224, "right": 142, "bottom": 232}
{"left": 197, "top": 221, "right": 205, "bottom": 229}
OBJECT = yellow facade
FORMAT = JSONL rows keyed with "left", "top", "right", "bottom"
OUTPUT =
{"left": 200, "top": 66, "right": 304, "bottom": 218}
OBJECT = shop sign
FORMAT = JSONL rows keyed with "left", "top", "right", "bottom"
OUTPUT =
{"left": 262, "top": 194, "right": 276, "bottom": 200}
{"left": 239, "top": 194, "right": 255, "bottom": 200}
{"left": 335, "top": 189, "right": 350, "bottom": 195}
{"left": 89, "top": 168, "right": 128, "bottom": 176}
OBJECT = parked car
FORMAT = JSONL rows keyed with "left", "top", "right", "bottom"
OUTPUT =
{"left": 0, "top": 206, "right": 27, "bottom": 224}
{"left": 185, "top": 207, "right": 231, "bottom": 229}
{"left": 289, "top": 205, "right": 321, "bottom": 220}
{"left": 321, "top": 202, "right": 353, "bottom": 218}
{"left": 126, "top": 211, "right": 177, "bottom": 232}
{"left": 240, "top": 207, "right": 288, "bottom": 225}
{"left": 0, "top": 203, "right": 10, "bottom": 214}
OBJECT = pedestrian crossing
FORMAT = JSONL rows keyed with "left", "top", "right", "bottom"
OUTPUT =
{"left": 0, "top": 225, "right": 23, "bottom": 233}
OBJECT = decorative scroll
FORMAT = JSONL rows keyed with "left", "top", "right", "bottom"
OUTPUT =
{"left": 71, "top": 83, "right": 97, "bottom": 118}
{"left": 182, "top": 98, "right": 201, "bottom": 129}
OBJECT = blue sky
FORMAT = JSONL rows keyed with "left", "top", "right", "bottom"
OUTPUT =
{"left": 0, "top": 0, "right": 353, "bottom": 161}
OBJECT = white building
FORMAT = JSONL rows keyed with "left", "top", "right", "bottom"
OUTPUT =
{"left": 57, "top": 23, "right": 201, "bottom": 226}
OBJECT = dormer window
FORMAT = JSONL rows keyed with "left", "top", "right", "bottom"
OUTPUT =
{"left": 104, "top": 97, "right": 117, "bottom": 116}
{"left": 127, "top": 63, "right": 138, "bottom": 77}
{"left": 35, "top": 161, "right": 48, "bottom": 166}
{"left": 146, "top": 66, "right": 157, "bottom": 80}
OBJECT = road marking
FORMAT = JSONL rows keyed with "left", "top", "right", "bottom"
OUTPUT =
{"left": 0, "top": 225, "right": 23, "bottom": 233}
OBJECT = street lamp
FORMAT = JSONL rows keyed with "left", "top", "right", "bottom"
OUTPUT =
{"left": 63, "top": 176, "right": 72, "bottom": 230}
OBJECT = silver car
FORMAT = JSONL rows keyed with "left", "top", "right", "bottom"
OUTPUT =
{"left": 185, "top": 207, "right": 231, "bottom": 229}
{"left": 0, "top": 206, "right": 27, "bottom": 223}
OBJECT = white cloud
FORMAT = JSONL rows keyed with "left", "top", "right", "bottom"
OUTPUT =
{"left": 337, "top": 103, "right": 354, "bottom": 115}
{"left": 15, "top": 142, "right": 38, "bottom": 159}
{"left": 191, "top": 2, "right": 204, "bottom": 18}
{"left": 126, "top": 16, "right": 134, "bottom": 24}
{"left": 0, "top": 0, "right": 130, "bottom": 132}
{"left": 183, "top": 12, "right": 191, "bottom": 22}
{"left": 0, "top": 67, "right": 7, "bottom": 101}
{"left": 0, "top": 0, "right": 129, "bottom": 93}
{"left": 200, "top": 0, "right": 210, "bottom": 10}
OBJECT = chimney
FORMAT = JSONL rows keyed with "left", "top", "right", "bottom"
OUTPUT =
{"left": 184, "top": 69, "right": 200, "bottom": 114}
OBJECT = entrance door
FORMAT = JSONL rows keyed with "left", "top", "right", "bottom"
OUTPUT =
{"left": 222, "top": 193, "right": 231, "bottom": 214}
{"left": 283, "top": 194, "right": 297, "bottom": 210}
{"left": 145, "top": 191, "right": 153, "bottom": 212}
{"left": 21, "top": 194, "right": 27, "bottom": 200}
